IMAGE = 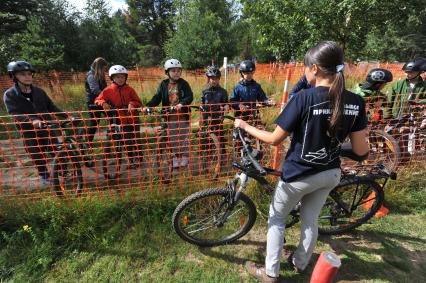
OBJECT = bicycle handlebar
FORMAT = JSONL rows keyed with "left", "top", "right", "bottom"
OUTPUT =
{"left": 143, "top": 107, "right": 176, "bottom": 115}
{"left": 41, "top": 117, "right": 80, "bottom": 129}
{"left": 236, "top": 127, "right": 267, "bottom": 176}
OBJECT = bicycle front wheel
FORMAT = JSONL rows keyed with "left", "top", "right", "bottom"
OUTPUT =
{"left": 52, "top": 150, "right": 83, "bottom": 197}
{"left": 318, "top": 179, "right": 384, "bottom": 235}
{"left": 172, "top": 187, "right": 257, "bottom": 247}
{"left": 102, "top": 139, "right": 123, "bottom": 179}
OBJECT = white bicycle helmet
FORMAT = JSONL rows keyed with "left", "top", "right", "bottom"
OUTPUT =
{"left": 109, "top": 65, "right": 128, "bottom": 79}
{"left": 164, "top": 59, "right": 182, "bottom": 72}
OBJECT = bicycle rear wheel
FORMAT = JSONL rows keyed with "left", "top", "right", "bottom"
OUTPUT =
{"left": 52, "top": 150, "right": 83, "bottom": 197}
{"left": 172, "top": 187, "right": 257, "bottom": 247}
{"left": 367, "top": 131, "right": 400, "bottom": 172}
{"left": 102, "top": 138, "right": 123, "bottom": 179}
{"left": 318, "top": 179, "right": 384, "bottom": 235}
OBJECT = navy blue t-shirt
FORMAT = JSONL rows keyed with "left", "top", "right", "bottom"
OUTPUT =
{"left": 275, "top": 86, "right": 367, "bottom": 182}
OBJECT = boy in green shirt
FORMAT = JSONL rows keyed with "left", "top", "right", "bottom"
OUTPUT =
{"left": 386, "top": 58, "right": 426, "bottom": 160}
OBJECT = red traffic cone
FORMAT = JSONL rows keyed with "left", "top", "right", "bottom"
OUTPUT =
{"left": 362, "top": 192, "right": 376, "bottom": 210}
{"left": 374, "top": 205, "right": 390, "bottom": 218}
{"left": 310, "top": 252, "right": 341, "bottom": 283}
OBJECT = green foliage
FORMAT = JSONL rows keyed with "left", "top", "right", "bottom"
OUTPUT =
{"left": 165, "top": 0, "right": 239, "bottom": 69}
{"left": 241, "top": 0, "right": 426, "bottom": 62}
{"left": 19, "top": 17, "right": 64, "bottom": 70}
{"left": 79, "top": 0, "right": 139, "bottom": 68}
{"left": 126, "top": 0, "right": 175, "bottom": 66}
{"left": 1, "top": 0, "right": 426, "bottom": 71}
{"left": 0, "top": 0, "right": 41, "bottom": 36}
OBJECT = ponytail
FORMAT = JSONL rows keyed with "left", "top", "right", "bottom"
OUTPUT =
{"left": 328, "top": 71, "right": 345, "bottom": 137}
{"left": 303, "top": 41, "right": 346, "bottom": 137}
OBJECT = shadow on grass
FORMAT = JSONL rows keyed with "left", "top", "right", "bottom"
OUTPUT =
{"left": 320, "top": 229, "right": 426, "bottom": 282}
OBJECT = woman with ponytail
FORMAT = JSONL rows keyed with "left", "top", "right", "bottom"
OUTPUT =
{"left": 237, "top": 41, "right": 369, "bottom": 282}
{"left": 85, "top": 57, "right": 108, "bottom": 143}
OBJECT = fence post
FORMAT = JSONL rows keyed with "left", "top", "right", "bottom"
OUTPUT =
{"left": 223, "top": 57, "right": 228, "bottom": 90}
{"left": 52, "top": 70, "right": 67, "bottom": 102}
{"left": 136, "top": 64, "right": 143, "bottom": 92}
{"left": 272, "top": 67, "right": 293, "bottom": 170}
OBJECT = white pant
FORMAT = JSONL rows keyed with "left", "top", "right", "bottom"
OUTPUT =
{"left": 265, "top": 168, "right": 341, "bottom": 277}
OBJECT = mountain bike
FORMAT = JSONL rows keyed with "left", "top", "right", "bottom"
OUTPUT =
{"left": 43, "top": 118, "right": 95, "bottom": 197}
{"left": 144, "top": 107, "right": 178, "bottom": 183}
{"left": 189, "top": 105, "right": 224, "bottom": 178}
{"left": 100, "top": 107, "right": 142, "bottom": 180}
{"left": 172, "top": 118, "right": 397, "bottom": 247}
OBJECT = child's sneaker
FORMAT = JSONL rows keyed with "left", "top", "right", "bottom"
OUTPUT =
{"left": 173, "top": 156, "right": 180, "bottom": 168}
{"left": 180, "top": 155, "right": 189, "bottom": 167}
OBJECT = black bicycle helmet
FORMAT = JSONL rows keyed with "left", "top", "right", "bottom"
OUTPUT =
{"left": 206, "top": 65, "right": 221, "bottom": 77}
{"left": 361, "top": 68, "right": 393, "bottom": 90}
{"left": 402, "top": 57, "right": 426, "bottom": 72}
{"left": 7, "top": 61, "right": 35, "bottom": 78}
{"left": 239, "top": 60, "right": 256, "bottom": 73}
{"left": 367, "top": 68, "right": 393, "bottom": 83}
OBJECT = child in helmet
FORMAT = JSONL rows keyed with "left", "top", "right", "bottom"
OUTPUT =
{"left": 201, "top": 65, "right": 229, "bottom": 165}
{"left": 230, "top": 60, "right": 275, "bottom": 123}
{"left": 95, "top": 65, "right": 143, "bottom": 169}
{"left": 386, "top": 58, "right": 426, "bottom": 160}
{"left": 353, "top": 68, "right": 393, "bottom": 127}
{"left": 142, "top": 59, "right": 193, "bottom": 168}
{"left": 3, "top": 61, "right": 67, "bottom": 185}
{"left": 388, "top": 58, "right": 426, "bottom": 120}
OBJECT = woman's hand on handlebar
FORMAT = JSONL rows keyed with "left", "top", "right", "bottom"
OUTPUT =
{"left": 128, "top": 103, "right": 138, "bottom": 114}
{"left": 234, "top": 119, "right": 248, "bottom": 130}
{"left": 102, "top": 102, "right": 111, "bottom": 110}
{"left": 173, "top": 103, "right": 183, "bottom": 111}
{"left": 32, "top": 119, "right": 43, "bottom": 129}
{"left": 265, "top": 99, "right": 276, "bottom": 106}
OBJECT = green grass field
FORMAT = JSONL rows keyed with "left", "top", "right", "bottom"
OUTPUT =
{"left": 0, "top": 173, "right": 425, "bottom": 282}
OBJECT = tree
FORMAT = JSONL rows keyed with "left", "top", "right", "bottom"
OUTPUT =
{"left": 125, "top": 0, "right": 175, "bottom": 66}
{"left": 19, "top": 17, "right": 64, "bottom": 70}
{"left": 0, "top": 0, "right": 41, "bottom": 36}
{"left": 165, "top": 0, "right": 238, "bottom": 69}
{"left": 80, "top": 0, "right": 139, "bottom": 68}
{"left": 36, "top": 0, "right": 83, "bottom": 70}
{"left": 241, "top": 0, "right": 418, "bottom": 62}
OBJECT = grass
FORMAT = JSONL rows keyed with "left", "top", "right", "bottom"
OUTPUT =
{"left": 0, "top": 174, "right": 425, "bottom": 282}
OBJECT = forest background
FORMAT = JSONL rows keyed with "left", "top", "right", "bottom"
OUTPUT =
{"left": 1, "top": 0, "right": 426, "bottom": 72}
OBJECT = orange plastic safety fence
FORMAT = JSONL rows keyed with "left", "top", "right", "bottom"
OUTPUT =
{"left": 1, "top": 63, "right": 425, "bottom": 203}
{"left": 1, "top": 98, "right": 425, "bottom": 202}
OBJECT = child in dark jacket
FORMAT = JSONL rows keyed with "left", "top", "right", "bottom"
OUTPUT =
{"left": 95, "top": 65, "right": 143, "bottom": 169}
{"left": 201, "top": 65, "right": 229, "bottom": 166}
{"left": 230, "top": 60, "right": 275, "bottom": 123}
{"left": 3, "top": 61, "right": 67, "bottom": 185}
{"left": 143, "top": 59, "right": 193, "bottom": 168}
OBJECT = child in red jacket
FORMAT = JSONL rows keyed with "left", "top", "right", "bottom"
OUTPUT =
{"left": 95, "top": 65, "right": 143, "bottom": 169}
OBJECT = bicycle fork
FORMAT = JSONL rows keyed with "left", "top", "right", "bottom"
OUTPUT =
{"left": 215, "top": 172, "right": 251, "bottom": 227}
